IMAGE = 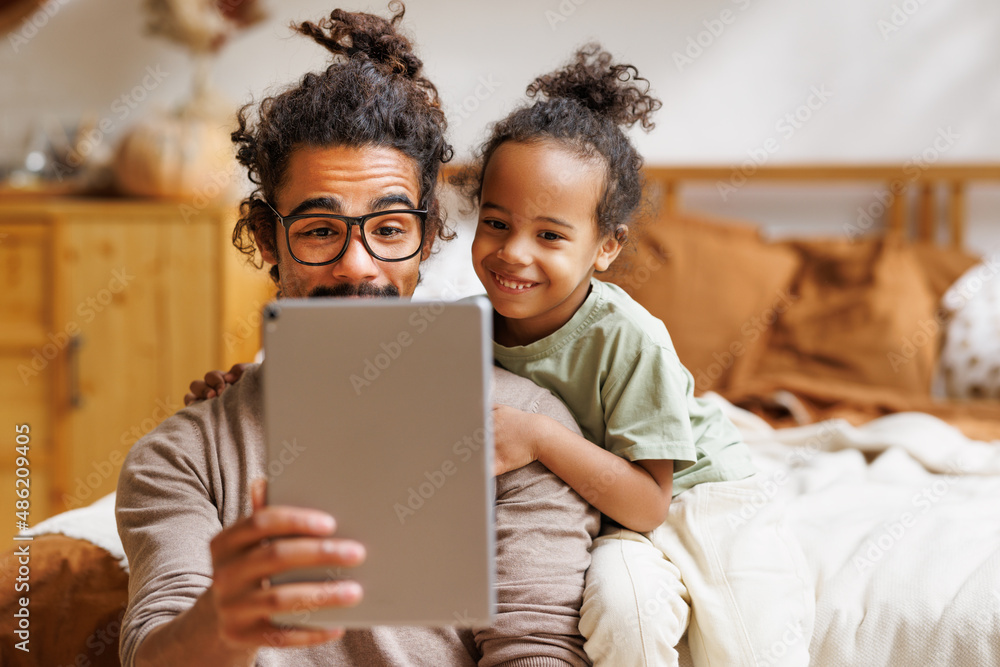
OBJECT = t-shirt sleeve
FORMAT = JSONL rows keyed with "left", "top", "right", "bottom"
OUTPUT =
{"left": 115, "top": 409, "right": 223, "bottom": 667}
{"left": 602, "top": 344, "right": 698, "bottom": 468}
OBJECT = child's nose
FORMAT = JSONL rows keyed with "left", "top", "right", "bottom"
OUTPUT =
{"left": 496, "top": 236, "right": 532, "bottom": 265}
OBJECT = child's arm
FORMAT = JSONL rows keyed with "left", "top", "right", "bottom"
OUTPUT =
{"left": 493, "top": 404, "right": 673, "bottom": 533}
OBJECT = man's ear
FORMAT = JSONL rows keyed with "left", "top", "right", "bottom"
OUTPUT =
{"left": 254, "top": 225, "right": 278, "bottom": 266}
{"left": 420, "top": 238, "right": 433, "bottom": 262}
{"left": 594, "top": 224, "right": 627, "bottom": 272}
{"left": 249, "top": 197, "right": 281, "bottom": 266}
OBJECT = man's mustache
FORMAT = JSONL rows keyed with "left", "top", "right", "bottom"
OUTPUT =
{"left": 308, "top": 283, "right": 400, "bottom": 298}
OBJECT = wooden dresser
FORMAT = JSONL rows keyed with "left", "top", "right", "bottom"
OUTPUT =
{"left": 0, "top": 197, "right": 275, "bottom": 541}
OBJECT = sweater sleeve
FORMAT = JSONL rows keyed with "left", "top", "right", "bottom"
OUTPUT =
{"left": 476, "top": 380, "right": 600, "bottom": 667}
{"left": 115, "top": 402, "right": 228, "bottom": 667}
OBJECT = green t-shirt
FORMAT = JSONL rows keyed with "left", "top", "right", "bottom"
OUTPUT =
{"left": 492, "top": 278, "right": 756, "bottom": 497}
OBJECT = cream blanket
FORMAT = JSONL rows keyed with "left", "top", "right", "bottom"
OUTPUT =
{"left": 705, "top": 392, "right": 1000, "bottom": 666}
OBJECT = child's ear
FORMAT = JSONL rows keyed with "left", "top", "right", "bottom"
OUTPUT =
{"left": 594, "top": 224, "right": 627, "bottom": 272}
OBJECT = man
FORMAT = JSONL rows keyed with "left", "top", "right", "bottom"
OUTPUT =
{"left": 116, "top": 7, "right": 598, "bottom": 667}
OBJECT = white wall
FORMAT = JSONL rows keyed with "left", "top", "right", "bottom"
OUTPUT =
{"left": 3, "top": 0, "right": 999, "bottom": 264}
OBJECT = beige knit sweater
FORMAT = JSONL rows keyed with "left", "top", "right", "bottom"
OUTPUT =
{"left": 117, "top": 364, "right": 599, "bottom": 667}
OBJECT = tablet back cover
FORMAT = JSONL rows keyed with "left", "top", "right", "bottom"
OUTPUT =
{"left": 262, "top": 297, "right": 494, "bottom": 629}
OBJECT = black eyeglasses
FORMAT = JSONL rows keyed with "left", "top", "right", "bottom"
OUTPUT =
{"left": 262, "top": 199, "right": 428, "bottom": 266}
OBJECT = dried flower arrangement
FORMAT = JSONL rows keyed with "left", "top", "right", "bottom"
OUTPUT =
{"left": 113, "top": 0, "right": 267, "bottom": 199}
{"left": 144, "top": 0, "right": 266, "bottom": 54}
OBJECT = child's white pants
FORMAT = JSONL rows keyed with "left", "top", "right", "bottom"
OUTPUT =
{"left": 579, "top": 473, "right": 815, "bottom": 667}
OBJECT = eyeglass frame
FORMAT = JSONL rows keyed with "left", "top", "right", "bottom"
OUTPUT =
{"left": 260, "top": 198, "right": 429, "bottom": 266}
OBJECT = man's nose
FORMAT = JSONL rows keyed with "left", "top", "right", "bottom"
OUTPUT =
{"left": 331, "top": 235, "right": 380, "bottom": 282}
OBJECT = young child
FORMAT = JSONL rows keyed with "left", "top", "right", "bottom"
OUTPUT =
{"left": 453, "top": 45, "right": 814, "bottom": 667}
{"left": 189, "top": 46, "right": 814, "bottom": 667}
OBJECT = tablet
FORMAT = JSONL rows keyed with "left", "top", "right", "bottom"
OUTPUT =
{"left": 261, "top": 297, "right": 495, "bottom": 629}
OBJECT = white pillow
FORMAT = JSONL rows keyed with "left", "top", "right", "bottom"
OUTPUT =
{"left": 937, "top": 255, "right": 1000, "bottom": 399}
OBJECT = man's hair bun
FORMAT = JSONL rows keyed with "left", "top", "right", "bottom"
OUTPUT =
{"left": 294, "top": 1, "right": 423, "bottom": 79}
{"left": 527, "top": 43, "right": 661, "bottom": 130}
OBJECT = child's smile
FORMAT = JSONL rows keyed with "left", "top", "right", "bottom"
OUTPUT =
{"left": 490, "top": 270, "right": 539, "bottom": 293}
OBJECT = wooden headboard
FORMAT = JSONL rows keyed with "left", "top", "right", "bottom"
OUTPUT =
{"left": 643, "top": 164, "right": 1000, "bottom": 249}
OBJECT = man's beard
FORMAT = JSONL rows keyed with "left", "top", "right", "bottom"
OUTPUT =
{"left": 308, "top": 283, "right": 400, "bottom": 298}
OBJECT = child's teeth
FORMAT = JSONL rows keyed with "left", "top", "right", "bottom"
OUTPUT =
{"left": 497, "top": 274, "right": 531, "bottom": 289}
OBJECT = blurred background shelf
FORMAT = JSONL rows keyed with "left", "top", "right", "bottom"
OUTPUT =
{"left": 0, "top": 198, "right": 274, "bottom": 541}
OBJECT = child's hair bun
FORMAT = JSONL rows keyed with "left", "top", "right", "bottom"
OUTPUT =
{"left": 527, "top": 44, "right": 661, "bottom": 131}
{"left": 294, "top": 1, "right": 423, "bottom": 79}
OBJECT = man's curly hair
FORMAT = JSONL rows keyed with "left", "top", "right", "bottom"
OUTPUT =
{"left": 230, "top": 2, "right": 454, "bottom": 284}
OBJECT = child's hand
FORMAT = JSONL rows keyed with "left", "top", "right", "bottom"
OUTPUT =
{"left": 492, "top": 404, "right": 545, "bottom": 476}
{"left": 183, "top": 363, "right": 252, "bottom": 406}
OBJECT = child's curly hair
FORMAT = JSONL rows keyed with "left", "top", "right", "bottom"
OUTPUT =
{"left": 453, "top": 44, "right": 661, "bottom": 242}
{"left": 230, "top": 2, "right": 454, "bottom": 284}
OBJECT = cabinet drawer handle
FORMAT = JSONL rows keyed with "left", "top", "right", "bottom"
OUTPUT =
{"left": 68, "top": 335, "right": 83, "bottom": 408}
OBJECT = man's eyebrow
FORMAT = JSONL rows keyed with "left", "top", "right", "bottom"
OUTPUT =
{"left": 288, "top": 197, "right": 342, "bottom": 216}
{"left": 481, "top": 201, "right": 575, "bottom": 229}
{"left": 369, "top": 193, "right": 418, "bottom": 210}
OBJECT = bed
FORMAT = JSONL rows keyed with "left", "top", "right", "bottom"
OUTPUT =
{"left": 2, "top": 164, "right": 998, "bottom": 666}
{"left": 611, "top": 163, "right": 1000, "bottom": 665}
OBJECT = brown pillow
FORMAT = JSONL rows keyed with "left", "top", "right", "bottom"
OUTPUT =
{"left": 910, "top": 241, "right": 981, "bottom": 302}
{"left": 0, "top": 535, "right": 128, "bottom": 667}
{"left": 606, "top": 212, "right": 800, "bottom": 393}
{"left": 746, "top": 237, "right": 939, "bottom": 395}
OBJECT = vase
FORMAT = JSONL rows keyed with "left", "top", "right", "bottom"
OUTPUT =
{"left": 113, "top": 54, "right": 238, "bottom": 201}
